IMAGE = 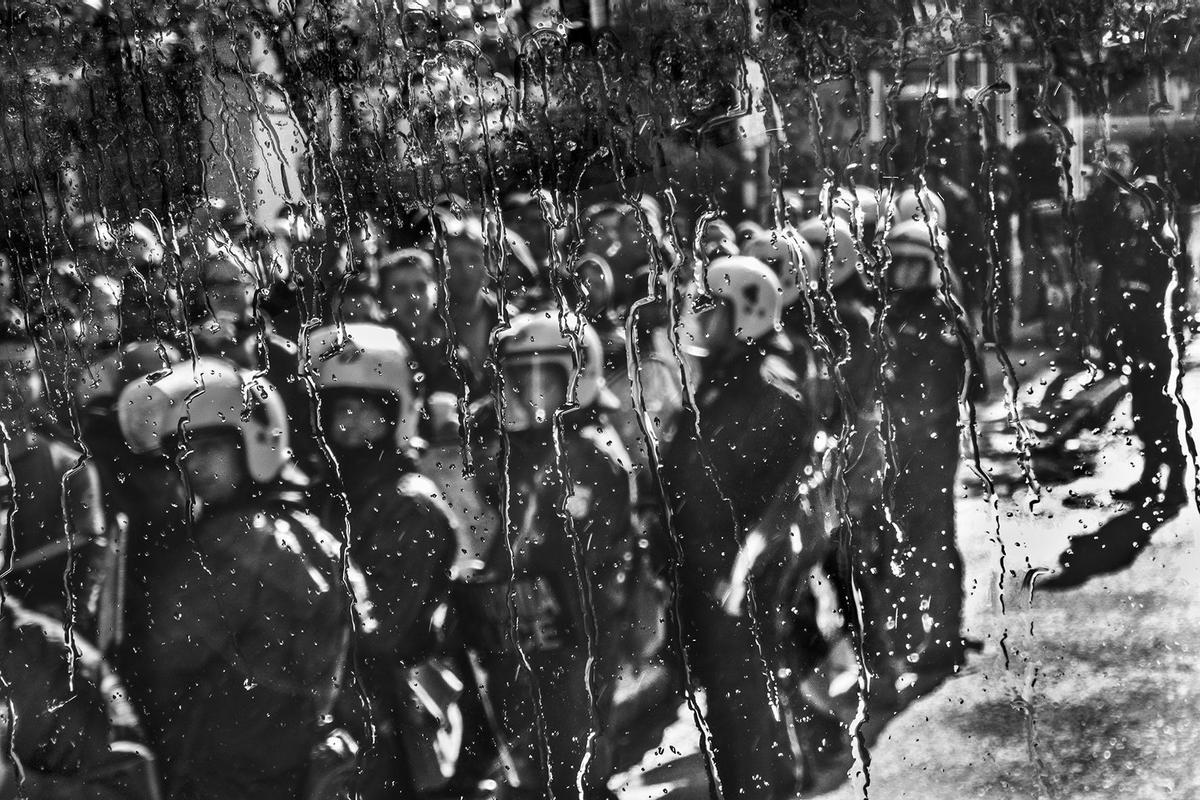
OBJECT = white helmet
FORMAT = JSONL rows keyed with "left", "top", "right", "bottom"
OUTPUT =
{"left": 893, "top": 186, "right": 948, "bottom": 228}
{"left": 833, "top": 186, "right": 883, "bottom": 239}
{"left": 891, "top": 187, "right": 951, "bottom": 260}
{"left": 118, "top": 357, "right": 291, "bottom": 484}
{"left": 742, "top": 229, "right": 817, "bottom": 308}
{"left": 496, "top": 311, "right": 606, "bottom": 432}
{"left": 797, "top": 216, "right": 858, "bottom": 288}
{"left": 703, "top": 256, "right": 783, "bottom": 341}
{"left": 303, "top": 323, "right": 419, "bottom": 447}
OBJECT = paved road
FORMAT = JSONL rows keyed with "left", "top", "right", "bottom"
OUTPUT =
{"left": 613, "top": 352, "right": 1200, "bottom": 800}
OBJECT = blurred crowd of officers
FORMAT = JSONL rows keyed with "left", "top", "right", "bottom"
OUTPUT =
{"left": 0, "top": 129, "right": 1190, "bottom": 799}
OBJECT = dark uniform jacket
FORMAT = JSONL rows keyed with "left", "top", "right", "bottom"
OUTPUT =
{"left": 663, "top": 339, "right": 818, "bottom": 568}
{"left": 1083, "top": 175, "right": 1176, "bottom": 310}
{"left": 462, "top": 416, "right": 637, "bottom": 656}
{"left": 4, "top": 432, "right": 106, "bottom": 622}
{"left": 0, "top": 600, "right": 158, "bottom": 800}
{"left": 319, "top": 449, "right": 459, "bottom": 664}
{"left": 454, "top": 414, "right": 638, "bottom": 800}
{"left": 121, "top": 493, "right": 357, "bottom": 800}
{"left": 658, "top": 338, "right": 820, "bottom": 800}
{"left": 882, "top": 293, "right": 965, "bottom": 443}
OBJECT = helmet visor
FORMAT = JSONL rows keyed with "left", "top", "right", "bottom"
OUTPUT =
{"left": 500, "top": 357, "right": 571, "bottom": 431}
{"left": 888, "top": 250, "right": 938, "bottom": 292}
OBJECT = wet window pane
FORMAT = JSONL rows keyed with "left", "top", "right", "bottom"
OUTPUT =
{"left": 1, "top": 2, "right": 1198, "bottom": 798}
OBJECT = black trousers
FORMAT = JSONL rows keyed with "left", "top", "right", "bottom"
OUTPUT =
{"left": 1104, "top": 287, "right": 1187, "bottom": 483}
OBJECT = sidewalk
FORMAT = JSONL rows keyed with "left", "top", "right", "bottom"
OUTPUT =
{"left": 615, "top": 338, "right": 1200, "bottom": 800}
{"left": 813, "top": 363, "right": 1200, "bottom": 798}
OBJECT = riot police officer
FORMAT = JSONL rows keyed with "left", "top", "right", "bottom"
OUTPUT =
{"left": 305, "top": 322, "right": 461, "bottom": 797}
{"left": 74, "top": 339, "right": 185, "bottom": 654}
{"left": 377, "top": 246, "right": 465, "bottom": 407}
{"left": 0, "top": 464, "right": 159, "bottom": 798}
{"left": 797, "top": 211, "right": 896, "bottom": 704}
{"left": 116, "top": 358, "right": 361, "bottom": 799}
{"left": 1083, "top": 141, "right": 1188, "bottom": 505}
{"left": 434, "top": 209, "right": 497, "bottom": 395}
{"left": 56, "top": 214, "right": 174, "bottom": 346}
{"left": 0, "top": 331, "right": 108, "bottom": 627}
{"left": 0, "top": 598, "right": 161, "bottom": 799}
{"left": 579, "top": 200, "right": 663, "bottom": 313}
{"left": 878, "top": 220, "right": 972, "bottom": 695}
{"left": 742, "top": 226, "right": 823, "bottom": 383}
{"left": 457, "top": 311, "right": 636, "bottom": 800}
{"left": 663, "top": 256, "right": 830, "bottom": 797}
{"left": 902, "top": 177, "right": 989, "bottom": 329}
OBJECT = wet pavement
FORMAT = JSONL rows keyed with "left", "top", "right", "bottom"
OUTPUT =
{"left": 613, "top": 343, "right": 1200, "bottom": 799}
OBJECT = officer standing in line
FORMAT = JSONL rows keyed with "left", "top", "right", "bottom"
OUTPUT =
{"left": 1013, "top": 118, "right": 1071, "bottom": 329}
{"left": 0, "top": 598, "right": 162, "bottom": 799}
{"left": 377, "top": 247, "right": 465, "bottom": 409}
{"left": 116, "top": 359, "right": 361, "bottom": 800}
{"left": 305, "top": 322, "right": 461, "bottom": 797}
{"left": 73, "top": 339, "right": 186, "bottom": 654}
{"left": 796, "top": 212, "right": 898, "bottom": 702}
{"left": 877, "top": 220, "right": 973, "bottom": 697}
{"left": 662, "top": 256, "right": 834, "bottom": 797}
{"left": 457, "top": 311, "right": 636, "bottom": 800}
{"left": 741, "top": 226, "right": 824, "bottom": 386}
{"left": 1082, "top": 140, "right": 1188, "bottom": 505}
{"left": 0, "top": 330, "right": 108, "bottom": 629}
{"left": 0, "top": 465, "right": 161, "bottom": 799}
